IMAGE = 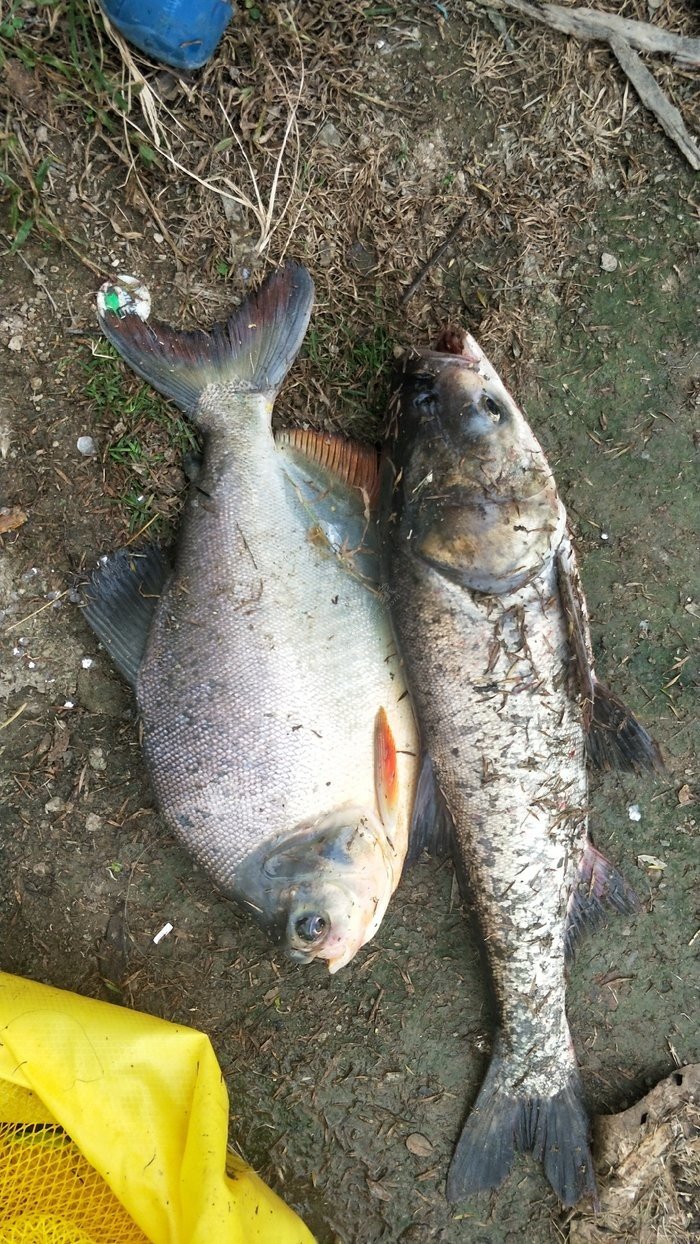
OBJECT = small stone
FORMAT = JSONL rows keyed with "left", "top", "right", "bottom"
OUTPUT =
{"left": 8, "top": 335, "right": 23, "bottom": 352}
{"left": 77, "top": 435, "right": 97, "bottom": 456}
{"left": 85, "top": 813, "right": 102, "bottom": 832}
{"left": 81, "top": 657, "right": 94, "bottom": 669}
{"left": 89, "top": 746, "right": 107, "bottom": 771}
{"left": 45, "top": 796, "right": 66, "bottom": 814}
{"left": 628, "top": 804, "right": 641, "bottom": 822}
{"left": 317, "top": 120, "right": 342, "bottom": 149}
{"left": 600, "top": 252, "right": 618, "bottom": 273}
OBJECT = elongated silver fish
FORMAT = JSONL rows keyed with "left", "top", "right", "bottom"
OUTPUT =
{"left": 84, "top": 264, "right": 419, "bottom": 972}
{"left": 381, "top": 325, "right": 662, "bottom": 1204}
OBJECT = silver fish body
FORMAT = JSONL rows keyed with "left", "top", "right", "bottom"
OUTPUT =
{"left": 86, "top": 266, "right": 419, "bottom": 972}
{"left": 381, "top": 330, "right": 661, "bottom": 1204}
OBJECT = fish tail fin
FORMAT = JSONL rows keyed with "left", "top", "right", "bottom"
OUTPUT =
{"left": 446, "top": 1043, "right": 596, "bottom": 1208}
{"left": 96, "top": 263, "right": 314, "bottom": 420}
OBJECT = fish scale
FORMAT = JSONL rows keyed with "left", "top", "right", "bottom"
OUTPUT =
{"left": 140, "top": 391, "right": 401, "bottom": 874}
{"left": 397, "top": 557, "right": 585, "bottom": 1094}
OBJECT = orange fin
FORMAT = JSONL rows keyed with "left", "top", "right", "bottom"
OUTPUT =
{"left": 277, "top": 428, "right": 379, "bottom": 503}
{"left": 375, "top": 707, "right": 398, "bottom": 832}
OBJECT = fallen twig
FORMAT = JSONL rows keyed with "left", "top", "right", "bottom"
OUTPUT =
{"left": 609, "top": 36, "right": 700, "bottom": 172}
{"left": 492, "top": 0, "right": 700, "bottom": 68}
{"left": 400, "top": 209, "right": 470, "bottom": 305}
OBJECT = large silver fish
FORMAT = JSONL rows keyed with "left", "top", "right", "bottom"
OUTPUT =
{"left": 380, "top": 326, "right": 662, "bottom": 1204}
{"left": 84, "top": 264, "right": 419, "bottom": 972}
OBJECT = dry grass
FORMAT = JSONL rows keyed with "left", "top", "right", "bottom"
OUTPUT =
{"left": 0, "top": 0, "right": 698, "bottom": 469}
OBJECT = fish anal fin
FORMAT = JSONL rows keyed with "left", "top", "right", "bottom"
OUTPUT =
{"left": 97, "top": 262, "right": 314, "bottom": 420}
{"left": 446, "top": 1043, "right": 596, "bottom": 1208}
{"left": 82, "top": 544, "right": 171, "bottom": 688}
{"left": 277, "top": 428, "right": 379, "bottom": 506}
{"left": 565, "top": 840, "right": 640, "bottom": 959}
{"left": 407, "top": 753, "right": 454, "bottom": 864}
{"left": 374, "top": 707, "right": 398, "bottom": 833}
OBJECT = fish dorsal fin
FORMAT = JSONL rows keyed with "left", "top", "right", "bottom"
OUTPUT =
{"left": 81, "top": 544, "right": 171, "bottom": 688}
{"left": 276, "top": 429, "right": 379, "bottom": 503}
{"left": 556, "top": 539, "right": 663, "bottom": 773}
{"left": 374, "top": 707, "right": 399, "bottom": 834}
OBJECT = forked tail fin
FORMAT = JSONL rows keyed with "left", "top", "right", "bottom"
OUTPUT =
{"left": 96, "top": 262, "right": 314, "bottom": 420}
{"left": 446, "top": 1044, "right": 596, "bottom": 1208}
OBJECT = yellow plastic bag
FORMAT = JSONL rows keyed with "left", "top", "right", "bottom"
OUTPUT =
{"left": 0, "top": 972, "right": 315, "bottom": 1244}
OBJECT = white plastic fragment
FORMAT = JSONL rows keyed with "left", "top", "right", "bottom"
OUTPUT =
{"left": 153, "top": 922, "right": 174, "bottom": 945}
{"left": 637, "top": 854, "right": 667, "bottom": 870}
{"left": 628, "top": 804, "right": 641, "bottom": 821}
{"left": 81, "top": 657, "right": 94, "bottom": 669}
{"left": 97, "top": 275, "right": 151, "bottom": 321}
{"left": 77, "top": 436, "right": 97, "bottom": 456}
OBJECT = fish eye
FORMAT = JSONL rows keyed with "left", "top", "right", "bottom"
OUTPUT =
{"left": 294, "top": 912, "right": 329, "bottom": 944}
{"left": 482, "top": 395, "right": 502, "bottom": 422}
{"left": 409, "top": 372, "right": 437, "bottom": 409}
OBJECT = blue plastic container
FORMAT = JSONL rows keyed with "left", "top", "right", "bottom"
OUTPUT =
{"left": 100, "top": 0, "right": 234, "bottom": 71}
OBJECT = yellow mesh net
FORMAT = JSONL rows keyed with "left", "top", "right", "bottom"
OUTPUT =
{"left": 0, "top": 975, "right": 315, "bottom": 1244}
{"left": 0, "top": 1121, "right": 148, "bottom": 1243}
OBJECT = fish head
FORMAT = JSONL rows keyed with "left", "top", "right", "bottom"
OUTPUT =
{"left": 234, "top": 808, "right": 396, "bottom": 972}
{"left": 387, "top": 329, "right": 565, "bottom": 593}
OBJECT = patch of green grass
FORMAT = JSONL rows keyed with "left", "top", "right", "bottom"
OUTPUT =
{"left": 81, "top": 343, "right": 198, "bottom": 536}
{"left": 304, "top": 312, "right": 395, "bottom": 440}
{"left": 82, "top": 343, "right": 198, "bottom": 457}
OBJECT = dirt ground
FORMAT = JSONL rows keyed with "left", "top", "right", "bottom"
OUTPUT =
{"left": 0, "top": 2, "right": 698, "bottom": 1242}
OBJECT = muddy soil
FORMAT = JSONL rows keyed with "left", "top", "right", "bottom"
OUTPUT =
{"left": 1, "top": 5, "right": 698, "bottom": 1242}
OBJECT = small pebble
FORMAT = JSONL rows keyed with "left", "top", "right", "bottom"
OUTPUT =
{"left": 89, "top": 746, "right": 107, "bottom": 771}
{"left": 81, "top": 657, "right": 94, "bottom": 669}
{"left": 317, "top": 120, "right": 342, "bottom": 149}
{"left": 85, "top": 813, "right": 102, "bottom": 833}
{"left": 600, "top": 252, "right": 618, "bottom": 273}
{"left": 77, "top": 436, "right": 97, "bottom": 456}
{"left": 628, "top": 804, "right": 641, "bottom": 822}
{"left": 45, "top": 796, "right": 66, "bottom": 814}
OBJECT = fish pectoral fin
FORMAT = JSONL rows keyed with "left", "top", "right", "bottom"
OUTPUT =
{"left": 276, "top": 428, "right": 379, "bottom": 504}
{"left": 81, "top": 543, "right": 171, "bottom": 687}
{"left": 406, "top": 753, "right": 455, "bottom": 864}
{"left": 556, "top": 540, "right": 663, "bottom": 773}
{"left": 374, "top": 707, "right": 399, "bottom": 835}
{"left": 565, "top": 839, "right": 640, "bottom": 959}
{"left": 97, "top": 262, "right": 314, "bottom": 420}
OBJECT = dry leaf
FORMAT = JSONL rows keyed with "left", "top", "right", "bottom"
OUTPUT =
{"left": 366, "top": 1179, "right": 393, "bottom": 1202}
{"left": 678, "top": 784, "right": 692, "bottom": 806}
{"left": 405, "top": 1132, "right": 433, "bottom": 1157}
{"left": 0, "top": 506, "right": 27, "bottom": 534}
